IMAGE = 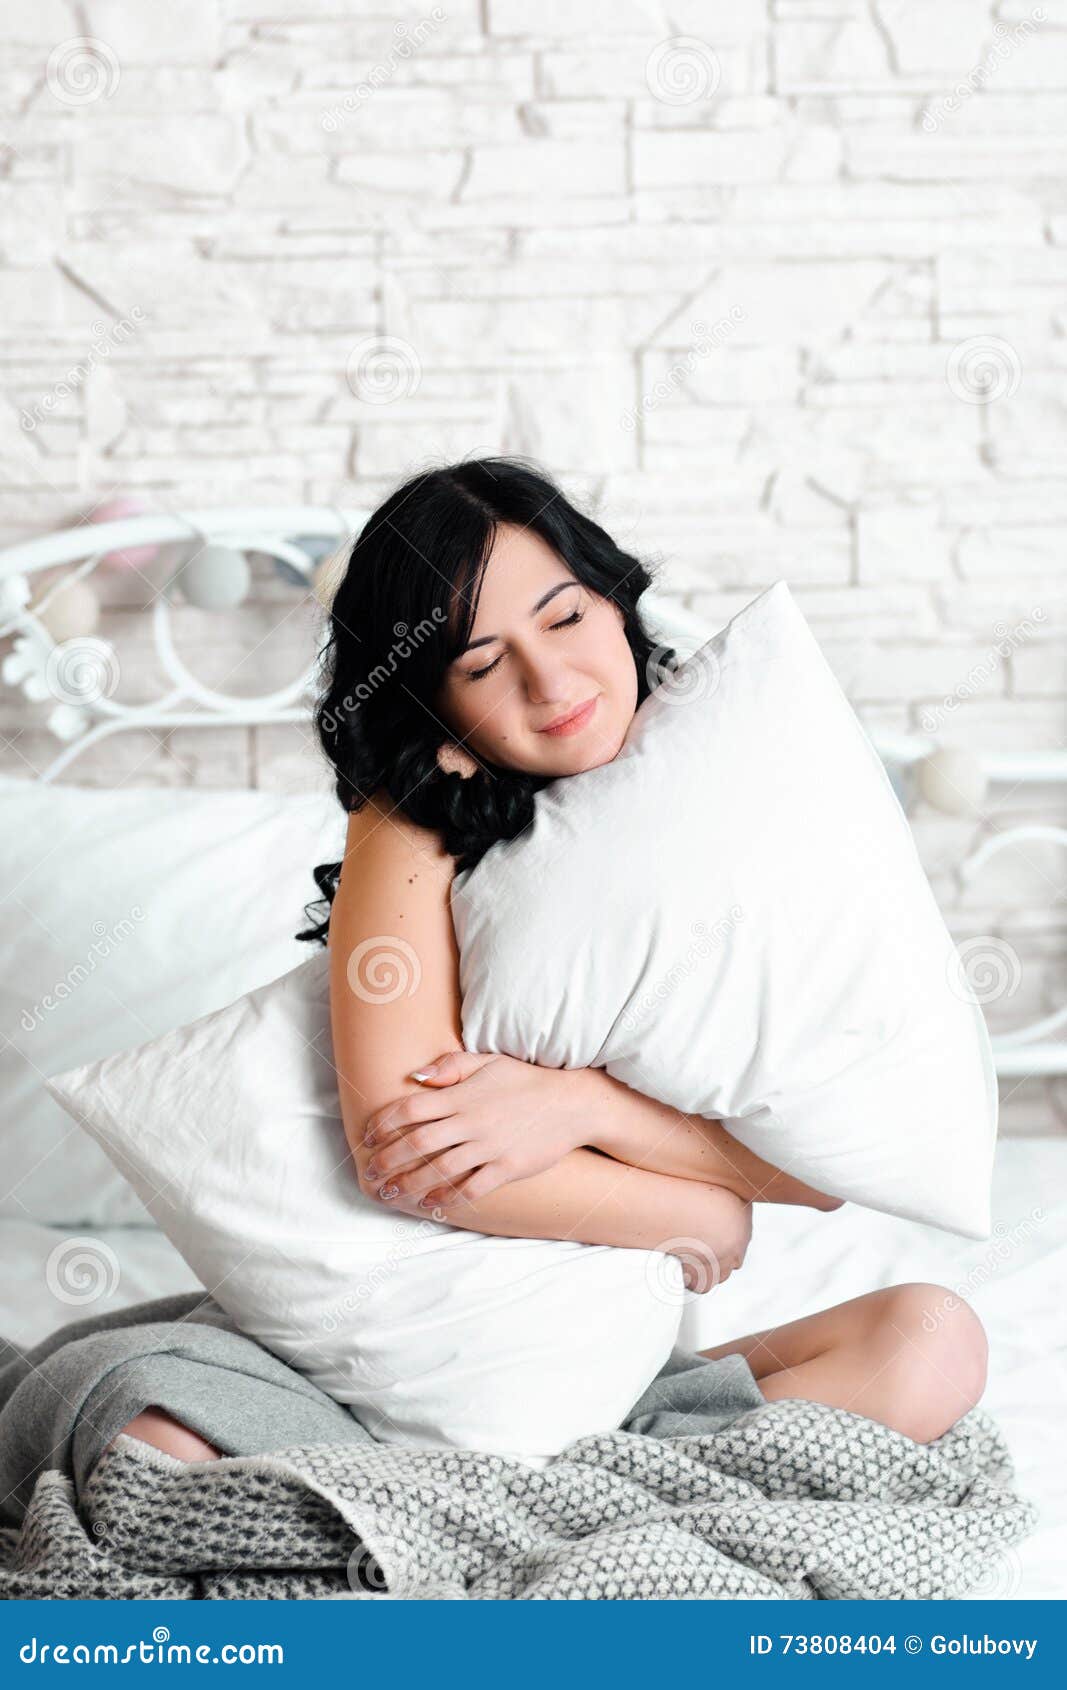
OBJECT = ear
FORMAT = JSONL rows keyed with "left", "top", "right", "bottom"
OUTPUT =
{"left": 436, "top": 739, "right": 480, "bottom": 779}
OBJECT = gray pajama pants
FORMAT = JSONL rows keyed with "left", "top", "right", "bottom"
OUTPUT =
{"left": 0, "top": 1292, "right": 765, "bottom": 1527}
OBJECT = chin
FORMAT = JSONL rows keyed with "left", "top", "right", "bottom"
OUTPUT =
{"left": 549, "top": 727, "right": 627, "bottom": 775}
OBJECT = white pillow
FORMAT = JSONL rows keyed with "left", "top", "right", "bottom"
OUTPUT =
{"left": 42, "top": 949, "right": 684, "bottom": 1463}
{"left": 0, "top": 778, "right": 345, "bottom": 1226}
{"left": 451, "top": 580, "right": 999, "bottom": 1240}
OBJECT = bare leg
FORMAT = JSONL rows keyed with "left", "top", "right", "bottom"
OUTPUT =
{"left": 105, "top": 1406, "right": 222, "bottom": 1463}
{"left": 700, "top": 1281, "right": 988, "bottom": 1444}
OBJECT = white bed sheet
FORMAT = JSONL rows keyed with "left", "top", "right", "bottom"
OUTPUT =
{"left": 1, "top": 1134, "right": 1063, "bottom": 1599}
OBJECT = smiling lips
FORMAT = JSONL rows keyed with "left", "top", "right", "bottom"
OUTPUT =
{"left": 537, "top": 696, "right": 599, "bottom": 736}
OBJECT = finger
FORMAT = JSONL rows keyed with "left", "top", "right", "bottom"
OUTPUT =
{"left": 408, "top": 1050, "right": 491, "bottom": 1086}
{"left": 367, "top": 1121, "right": 464, "bottom": 1181}
{"left": 424, "top": 1162, "right": 510, "bottom": 1216}
{"left": 364, "top": 1093, "right": 458, "bottom": 1148}
{"left": 414, "top": 1174, "right": 480, "bottom": 1216}
{"left": 416, "top": 1188, "right": 452, "bottom": 1214}
{"left": 378, "top": 1147, "right": 482, "bottom": 1203}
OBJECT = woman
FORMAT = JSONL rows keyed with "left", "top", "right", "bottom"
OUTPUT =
{"left": 99, "top": 457, "right": 988, "bottom": 1471}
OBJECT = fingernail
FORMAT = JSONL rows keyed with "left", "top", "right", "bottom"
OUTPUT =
{"left": 410, "top": 1065, "right": 437, "bottom": 1081}
{"left": 365, "top": 1163, "right": 379, "bottom": 1181}
{"left": 379, "top": 1183, "right": 399, "bottom": 1201}
{"left": 419, "top": 1194, "right": 437, "bottom": 1209}
{"left": 364, "top": 1131, "right": 377, "bottom": 1147}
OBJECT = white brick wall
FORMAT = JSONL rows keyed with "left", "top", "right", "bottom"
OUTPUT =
{"left": 1, "top": 0, "right": 1064, "bottom": 1132}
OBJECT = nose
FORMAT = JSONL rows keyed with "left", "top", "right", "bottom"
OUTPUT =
{"left": 520, "top": 648, "right": 573, "bottom": 706}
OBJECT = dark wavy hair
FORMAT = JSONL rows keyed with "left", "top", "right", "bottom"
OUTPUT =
{"left": 296, "top": 455, "right": 678, "bottom": 947}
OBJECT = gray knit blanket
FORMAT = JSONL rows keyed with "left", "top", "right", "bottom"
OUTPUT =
{"left": 0, "top": 1399, "right": 1037, "bottom": 1600}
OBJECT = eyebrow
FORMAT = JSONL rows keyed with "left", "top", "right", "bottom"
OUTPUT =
{"left": 456, "top": 580, "right": 578, "bottom": 656}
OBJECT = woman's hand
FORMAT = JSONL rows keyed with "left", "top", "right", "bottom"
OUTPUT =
{"left": 361, "top": 1050, "right": 595, "bottom": 1210}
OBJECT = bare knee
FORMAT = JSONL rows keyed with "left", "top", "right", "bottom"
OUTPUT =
{"left": 878, "top": 1282, "right": 988, "bottom": 1442}
{"left": 112, "top": 1406, "right": 222, "bottom": 1463}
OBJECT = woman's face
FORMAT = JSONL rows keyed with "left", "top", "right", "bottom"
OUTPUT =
{"left": 435, "top": 524, "right": 639, "bottom": 777}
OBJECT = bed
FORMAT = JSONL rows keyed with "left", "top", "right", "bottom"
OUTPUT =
{"left": 0, "top": 507, "right": 1063, "bottom": 1599}
{"left": 1, "top": 1135, "right": 1063, "bottom": 1598}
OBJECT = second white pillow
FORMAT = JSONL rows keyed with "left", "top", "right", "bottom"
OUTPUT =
{"left": 43, "top": 949, "right": 686, "bottom": 1464}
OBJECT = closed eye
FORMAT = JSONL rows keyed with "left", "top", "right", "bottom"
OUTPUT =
{"left": 466, "top": 609, "right": 585, "bottom": 682}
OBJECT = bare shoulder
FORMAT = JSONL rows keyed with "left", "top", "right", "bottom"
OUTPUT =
{"left": 329, "top": 787, "right": 456, "bottom": 953}
{"left": 338, "top": 788, "right": 454, "bottom": 899}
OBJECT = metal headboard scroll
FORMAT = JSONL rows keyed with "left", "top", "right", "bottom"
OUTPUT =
{"left": 0, "top": 506, "right": 369, "bottom": 782}
{"left": 0, "top": 508, "right": 1063, "bottom": 1081}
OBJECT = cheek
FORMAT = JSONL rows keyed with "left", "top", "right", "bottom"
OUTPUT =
{"left": 590, "top": 618, "right": 637, "bottom": 696}
{"left": 440, "top": 680, "right": 511, "bottom": 746}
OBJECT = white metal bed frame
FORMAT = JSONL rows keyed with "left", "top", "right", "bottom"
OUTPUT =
{"left": 0, "top": 505, "right": 1063, "bottom": 1081}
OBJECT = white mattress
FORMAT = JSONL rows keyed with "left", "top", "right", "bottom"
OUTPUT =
{"left": 2, "top": 1134, "right": 1063, "bottom": 1599}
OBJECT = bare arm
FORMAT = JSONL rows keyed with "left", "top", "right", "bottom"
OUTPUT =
{"left": 580, "top": 1067, "right": 843, "bottom": 1211}
{"left": 327, "top": 792, "right": 751, "bottom": 1273}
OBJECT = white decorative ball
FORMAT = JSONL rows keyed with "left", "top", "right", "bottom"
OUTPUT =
{"left": 916, "top": 747, "right": 988, "bottom": 814}
{"left": 173, "top": 544, "right": 251, "bottom": 610}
